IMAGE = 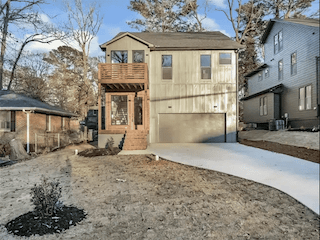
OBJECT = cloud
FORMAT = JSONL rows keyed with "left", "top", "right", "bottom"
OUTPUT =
{"left": 200, "top": 16, "right": 220, "bottom": 31}
{"left": 39, "top": 13, "right": 51, "bottom": 23}
{"left": 208, "top": 0, "right": 227, "bottom": 9}
{"left": 24, "top": 34, "right": 103, "bottom": 57}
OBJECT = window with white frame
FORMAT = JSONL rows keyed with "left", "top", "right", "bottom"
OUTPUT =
{"left": 274, "top": 30, "right": 283, "bottom": 54}
{"left": 291, "top": 52, "right": 297, "bottom": 75}
{"left": 0, "top": 111, "right": 10, "bottom": 131}
{"left": 264, "top": 68, "right": 269, "bottom": 78}
{"left": 299, "top": 85, "right": 312, "bottom": 110}
{"left": 259, "top": 97, "right": 267, "bottom": 116}
{"left": 258, "top": 72, "right": 263, "bottom": 81}
{"left": 278, "top": 59, "right": 283, "bottom": 80}
{"left": 200, "top": 55, "right": 211, "bottom": 79}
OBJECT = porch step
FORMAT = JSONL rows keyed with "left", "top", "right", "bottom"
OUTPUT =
{"left": 123, "top": 130, "right": 148, "bottom": 150}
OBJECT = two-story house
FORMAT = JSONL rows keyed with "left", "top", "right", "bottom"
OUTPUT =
{"left": 241, "top": 18, "right": 320, "bottom": 129}
{"left": 98, "top": 32, "right": 243, "bottom": 150}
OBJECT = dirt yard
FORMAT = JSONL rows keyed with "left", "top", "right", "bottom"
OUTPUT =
{"left": 0, "top": 144, "right": 319, "bottom": 240}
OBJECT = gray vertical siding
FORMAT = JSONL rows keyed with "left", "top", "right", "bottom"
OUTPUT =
{"left": 245, "top": 21, "right": 319, "bottom": 127}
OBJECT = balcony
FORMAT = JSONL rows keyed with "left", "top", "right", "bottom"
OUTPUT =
{"left": 98, "top": 63, "right": 148, "bottom": 84}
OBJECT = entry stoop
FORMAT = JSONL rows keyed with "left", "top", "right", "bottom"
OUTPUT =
{"left": 123, "top": 130, "right": 148, "bottom": 150}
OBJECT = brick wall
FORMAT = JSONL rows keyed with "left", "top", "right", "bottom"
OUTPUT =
{"left": 70, "top": 119, "right": 80, "bottom": 131}
{"left": 51, "top": 115, "right": 62, "bottom": 132}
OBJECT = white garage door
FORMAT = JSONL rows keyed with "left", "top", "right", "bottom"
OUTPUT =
{"left": 159, "top": 113, "right": 226, "bottom": 143}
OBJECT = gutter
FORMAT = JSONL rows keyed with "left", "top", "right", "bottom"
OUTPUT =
{"left": 0, "top": 107, "right": 77, "bottom": 117}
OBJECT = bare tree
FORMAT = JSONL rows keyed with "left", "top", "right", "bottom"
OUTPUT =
{"left": 7, "top": 27, "right": 66, "bottom": 90}
{"left": 10, "top": 53, "right": 51, "bottom": 102}
{"left": 262, "top": 0, "right": 315, "bottom": 19}
{"left": 0, "top": 0, "right": 46, "bottom": 89}
{"left": 64, "top": 0, "right": 102, "bottom": 117}
{"left": 127, "top": 0, "right": 208, "bottom": 32}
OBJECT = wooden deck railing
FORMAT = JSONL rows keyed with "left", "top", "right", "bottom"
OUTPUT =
{"left": 98, "top": 63, "right": 148, "bottom": 84}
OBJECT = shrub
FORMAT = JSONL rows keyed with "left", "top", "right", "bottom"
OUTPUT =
{"left": 30, "top": 176, "right": 63, "bottom": 218}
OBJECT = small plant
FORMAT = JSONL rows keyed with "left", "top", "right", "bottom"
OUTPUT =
{"left": 105, "top": 137, "right": 114, "bottom": 150}
{"left": 30, "top": 176, "right": 63, "bottom": 218}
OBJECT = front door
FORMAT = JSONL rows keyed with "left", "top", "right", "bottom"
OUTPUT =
{"left": 106, "top": 91, "right": 146, "bottom": 131}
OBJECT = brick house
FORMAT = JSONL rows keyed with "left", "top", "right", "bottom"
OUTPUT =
{"left": 241, "top": 18, "right": 320, "bottom": 129}
{"left": 0, "top": 90, "right": 77, "bottom": 152}
{"left": 98, "top": 32, "right": 243, "bottom": 149}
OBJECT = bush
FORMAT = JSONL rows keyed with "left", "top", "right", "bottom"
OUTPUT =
{"left": 30, "top": 176, "right": 63, "bottom": 218}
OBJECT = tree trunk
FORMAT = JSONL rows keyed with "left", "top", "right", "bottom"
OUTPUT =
{"left": 9, "top": 139, "right": 30, "bottom": 160}
{"left": 0, "top": 0, "right": 11, "bottom": 90}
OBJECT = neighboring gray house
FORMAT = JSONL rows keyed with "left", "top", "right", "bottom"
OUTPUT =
{"left": 241, "top": 18, "right": 320, "bottom": 129}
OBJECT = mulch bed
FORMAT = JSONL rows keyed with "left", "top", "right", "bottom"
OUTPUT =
{"left": 78, "top": 148, "right": 120, "bottom": 157}
{"left": 239, "top": 139, "right": 320, "bottom": 164}
{"left": 5, "top": 206, "right": 86, "bottom": 237}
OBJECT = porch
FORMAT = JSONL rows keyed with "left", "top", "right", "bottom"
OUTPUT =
{"left": 98, "top": 63, "right": 150, "bottom": 150}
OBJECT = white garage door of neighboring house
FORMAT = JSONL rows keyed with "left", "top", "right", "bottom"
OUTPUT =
{"left": 159, "top": 113, "right": 226, "bottom": 143}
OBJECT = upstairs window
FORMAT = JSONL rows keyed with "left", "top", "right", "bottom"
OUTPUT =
{"left": 219, "top": 53, "right": 231, "bottom": 64}
{"left": 111, "top": 51, "right": 128, "bottom": 63}
{"left": 278, "top": 60, "right": 283, "bottom": 80}
{"left": 264, "top": 68, "right": 269, "bottom": 78}
{"left": 258, "top": 72, "right": 263, "bottom": 81}
{"left": 162, "top": 55, "right": 172, "bottom": 80}
{"left": 133, "top": 50, "right": 144, "bottom": 63}
{"left": 200, "top": 55, "right": 211, "bottom": 79}
{"left": 299, "top": 85, "right": 312, "bottom": 110}
{"left": 291, "top": 52, "right": 297, "bottom": 75}
{"left": 274, "top": 30, "right": 283, "bottom": 54}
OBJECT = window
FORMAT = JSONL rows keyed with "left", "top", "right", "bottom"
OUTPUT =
{"left": 264, "top": 68, "right": 269, "bottom": 78}
{"left": 10, "top": 111, "right": 15, "bottom": 132}
{"left": 133, "top": 50, "right": 144, "bottom": 63}
{"left": 259, "top": 97, "right": 267, "bottom": 116}
{"left": 0, "top": 111, "right": 11, "bottom": 131}
{"left": 291, "top": 52, "right": 297, "bottom": 75}
{"left": 111, "top": 51, "right": 128, "bottom": 63}
{"left": 219, "top": 53, "right": 231, "bottom": 64}
{"left": 162, "top": 55, "right": 172, "bottom": 80}
{"left": 299, "top": 85, "right": 312, "bottom": 110}
{"left": 111, "top": 95, "right": 128, "bottom": 125}
{"left": 201, "top": 55, "right": 211, "bottom": 79}
{"left": 278, "top": 60, "right": 283, "bottom": 80}
{"left": 61, "top": 117, "right": 64, "bottom": 130}
{"left": 274, "top": 30, "right": 283, "bottom": 54}
{"left": 258, "top": 72, "right": 263, "bottom": 81}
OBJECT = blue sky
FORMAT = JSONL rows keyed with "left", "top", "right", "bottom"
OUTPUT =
{"left": 25, "top": 0, "right": 319, "bottom": 57}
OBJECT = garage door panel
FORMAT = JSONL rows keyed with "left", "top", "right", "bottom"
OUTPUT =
{"left": 159, "top": 113, "right": 225, "bottom": 143}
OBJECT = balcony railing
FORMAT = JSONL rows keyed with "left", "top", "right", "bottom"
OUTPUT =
{"left": 98, "top": 63, "right": 148, "bottom": 84}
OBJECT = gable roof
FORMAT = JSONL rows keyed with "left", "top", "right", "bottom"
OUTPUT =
{"left": 261, "top": 18, "right": 320, "bottom": 44}
{"left": 240, "top": 84, "right": 283, "bottom": 101}
{"left": 100, "top": 32, "right": 244, "bottom": 51}
{"left": 0, "top": 90, "right": 77, "bottom": 117}
{"left": 244, "top": 64, "right": 268, "bottom": 78}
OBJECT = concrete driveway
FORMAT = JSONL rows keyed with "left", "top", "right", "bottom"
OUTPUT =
{"left": 146, "top": 143, "right": 319, "bottom": 215}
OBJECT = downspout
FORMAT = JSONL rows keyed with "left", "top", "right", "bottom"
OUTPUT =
{"left": 23, "top": 109, "right": 30, "bottom": 153}
{"left": 236, "top": 49, "right": 239, "bottom": 142}
{"left": 316, "top": 57, "right": 319, "bottom": 118}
